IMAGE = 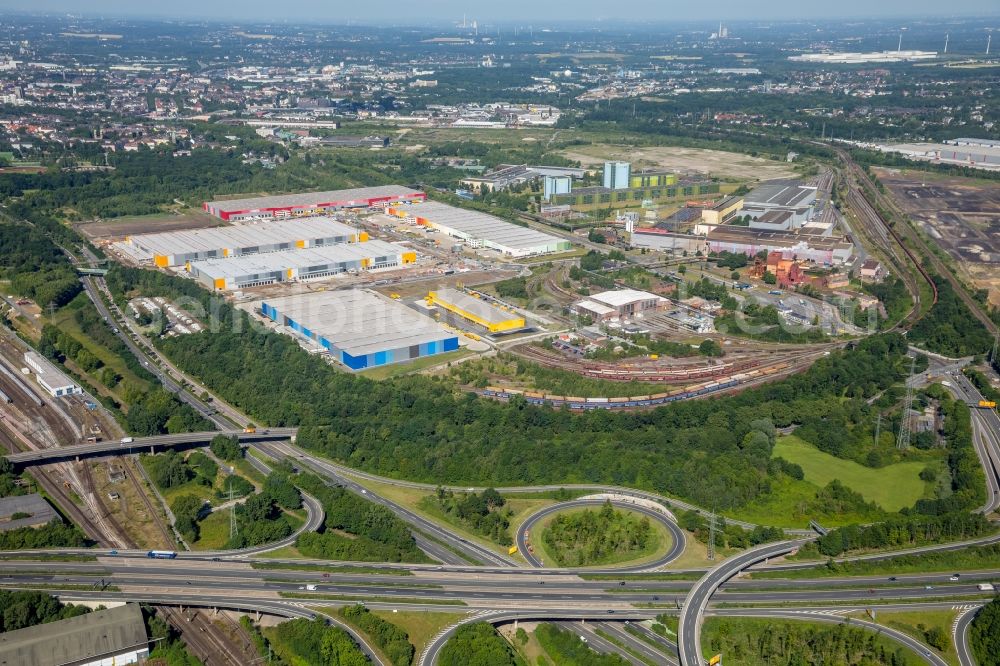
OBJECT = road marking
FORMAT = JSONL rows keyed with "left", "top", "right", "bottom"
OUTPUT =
{"left": 789, "top": 609, "right": 853, "bottom": 616}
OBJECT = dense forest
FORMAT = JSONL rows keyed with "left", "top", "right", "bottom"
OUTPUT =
{"left": 0, "top": 223, "right": 81, "bottom": 309}
{"left": 908, "top": 277, "right": 992, "bottom": 357}
{"left": 101, "top": 262, "right": 933, "bottom": 516}
{"left": 0, "top": 590, "right": 91, "bottom": 632}
{"left": 701, "top": 617, "right": 919, "bottom": 665}
{"left": 438, "top": 622, "right": 523, "bottom": 666}
{"left": 264, "top": 617, "right": 369, "bottom": 666}
{"left": 970, "top": 597, "right": 1000, "bottom": 666}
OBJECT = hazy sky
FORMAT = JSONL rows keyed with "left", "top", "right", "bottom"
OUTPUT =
{"left": 2, "top": 0, "right": 998, "bottom": 23}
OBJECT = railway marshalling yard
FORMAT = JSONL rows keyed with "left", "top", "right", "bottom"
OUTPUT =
{"left": 874, "top": 167, "right": 1000, "bottom": 306}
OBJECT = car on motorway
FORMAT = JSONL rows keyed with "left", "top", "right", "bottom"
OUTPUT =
{"left": 888, "top": 577, "right": 897, "bottom": 581}
{"left": 108, "top": 550, "right": 118, "bottom": 556}
{"left": 950, "top": 574, "right": 961, "bottom": 581}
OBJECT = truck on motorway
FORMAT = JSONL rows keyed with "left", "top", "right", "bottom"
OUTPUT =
{"left": 243, "top": 427, "right": 256, "bottom": 433}
{"left": 147, "top": 550, "right": 177, "bottom": 559}
{"left": 978, "top": 400, "right": 997, "bottom": 409}
{"left": 120, "top": 437, "right": 134, "bottom": 444}
{"left": 978, "top": 583, "right": 995, "bottom": 591}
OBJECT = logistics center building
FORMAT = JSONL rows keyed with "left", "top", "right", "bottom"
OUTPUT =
{"left": 204, "top": 186, "right": 426, "bottom": 221}
{"left": 126, "top": 217, "right": 365, "bottom": 267}
{"left": 189, "top": 239, "right": 417, "bottom": 290}
{"left": 260, "top": 290, "right": 459, "bottom": 370}
{"left": 385, "top": 201, "right": 571, "bottom": 257}
{"left": 427, "top": 288, "right": 526, "bottom": 333}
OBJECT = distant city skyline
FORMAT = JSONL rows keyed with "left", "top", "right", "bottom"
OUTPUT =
{"left": 1, "top": 0, "right": 998, "bottom": 24}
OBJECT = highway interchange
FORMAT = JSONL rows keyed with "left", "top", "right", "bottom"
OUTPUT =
{"left": 1, "top": 276, "right": 998, "bottom": 665}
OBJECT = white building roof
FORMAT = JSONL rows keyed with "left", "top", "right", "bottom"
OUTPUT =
{"left": 128, "top": 217, "right": 358, "bottom": 256}
{"left": 590, "top": 289, "right": 665, "bottom": 308}
{"left": 189, "top": 239, "right": 407, "bottom": 280}
{"left": 406, "top": 201, "right": 565, "bottom": 252}
{"left": 575, "top": 300, "right": 616, "bottom": 316}
{"left": 263, "top": 290, "right": 449, "bottom": 357}
{"left": 24, "top": 351, "right": 78, "bottom": 392}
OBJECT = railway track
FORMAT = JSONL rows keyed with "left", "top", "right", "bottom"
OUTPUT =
{"left": 79, "top": 459, "right": 131, "bottom": 550}
{"left": 156, "top": 605, "right": 253, "bottom": 666}
{"left": 484, "top": 347, "right": 828, "bottom": 410}
{"left": 834, "top": 149, "right": 939, "bottom": 331}
{"left": 511, "top": 342, "right": 821, "bottom": 384}
{"left": 125, "top": 457, "right": 176, "bottom": 549}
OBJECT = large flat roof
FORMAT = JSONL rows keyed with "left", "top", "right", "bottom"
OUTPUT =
{"left": 0, "top": 493, "right": 56, "bottom": 531}
{"left": 431, "top": 288, "right": 517, "bottom": 325}
{"left": 128, "top": 217, "right": 358, "bottom": 256}
{"left": 263, "top": 290, "right": 450, "bottom": 357}
{"left": 706, "top": 225, "right": 852, "bottom": 251}
{"left": 744, "top": 181, "right": 817, "bottom": 208}
{"left": 406, "top": 201, "right": 563, "bottom": 251}
{"left": 206, "top": 185, "right": 423, "bottom": 212}
{"left": 0, "top": 603, "right": 147, "bottom": 666}
{"left": 24, "top": 351, "right": 76, "bottom": 391}
{"left": 189, "top": 239, "right": 408, "bottom": 280}
{"left": 590, "top": 289, "right": 665, "bottom": 308}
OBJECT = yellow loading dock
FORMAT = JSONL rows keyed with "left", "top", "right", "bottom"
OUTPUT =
{"left": 427, "top": 288, "right": 526, "bottom": 333}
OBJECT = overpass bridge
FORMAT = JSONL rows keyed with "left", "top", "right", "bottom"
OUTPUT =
{"left": 4, "top": 428, "right": 298, "bottom": 466}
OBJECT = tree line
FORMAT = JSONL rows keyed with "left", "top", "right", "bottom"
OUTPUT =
{"left": 109, "top": 265, "right": 940, "bottom": 524}
{"left": 0, "top": 590, "right": 91, "bottom": 633}
{"left": 292, "top": 471, "right": 429, "bottom": 563}
{"left": 438, "top": 622, "right": 523, "bottom": 666}
{"left": 265, "top": 617, "right": 369, "bottom": 666}
{"left": 426, "top": 487, "right": 512, "bottom": 547}
{"left": 339, "top": 605, "right": 414, "bottom": 666}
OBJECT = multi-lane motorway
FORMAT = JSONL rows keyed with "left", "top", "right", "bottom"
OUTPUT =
{"left": 2, "top": 274, "right": 996, "bottom": 664}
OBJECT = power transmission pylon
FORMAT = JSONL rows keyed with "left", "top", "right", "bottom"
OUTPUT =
{"left": 990, "top": 333, "right": 998, "bottom": 365}
{"left": 897, "top": 356, "right": 916, "bottom": 451}
{"left": 874, "top": 412, "right": 882, "bottom": 446}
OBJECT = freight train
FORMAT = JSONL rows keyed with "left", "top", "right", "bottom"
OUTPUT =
{"left": 539, "top": 341, "right": 760, "bottom": 382}
{"left": 483, "top": 363, "right": 790, "bottom": 410}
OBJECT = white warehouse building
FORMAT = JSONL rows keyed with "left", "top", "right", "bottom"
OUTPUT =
{"left": 384, "top": 201, "right": 572, "bottom": 257}
{"left": 125, "top": 217, "right": 366, "bottom": 267}
{"left": 189, "top": 240, "right": 418, "bottom": 290}
{"left": 23, "top": 351, "right": 82, "bottom": 398}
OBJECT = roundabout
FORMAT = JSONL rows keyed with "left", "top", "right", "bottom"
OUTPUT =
{"left": 516, "top": 495, "right": 686, "bottom": 571}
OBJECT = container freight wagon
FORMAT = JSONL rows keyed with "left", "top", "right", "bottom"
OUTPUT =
{"left": 481, "top": 363, "right": 790, "bottom": 410}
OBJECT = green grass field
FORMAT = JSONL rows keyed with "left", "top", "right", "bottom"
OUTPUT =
{"left": 359, "top": 349, "right": 474, "bottom": 380}
{"left": 772, "top": 435, "right": 929, "bottom": 512}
